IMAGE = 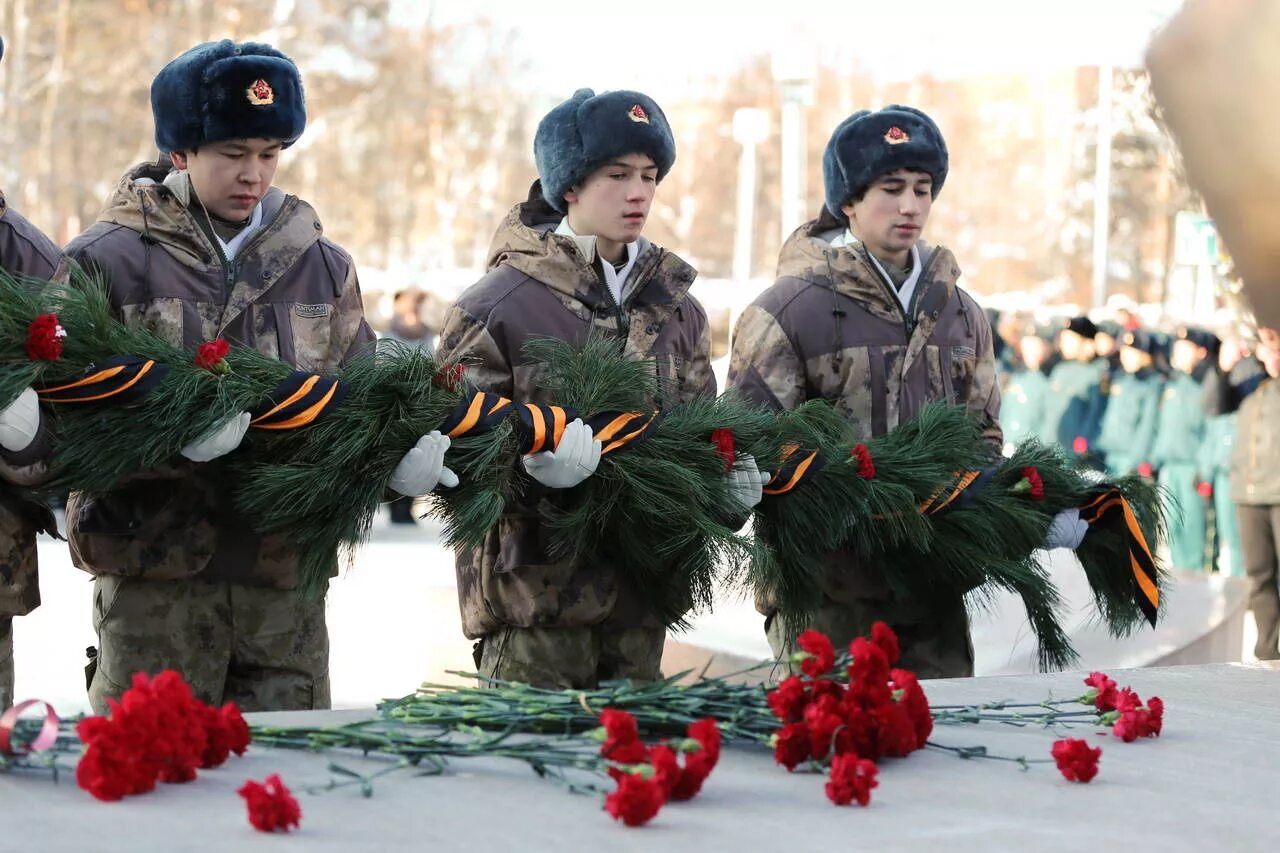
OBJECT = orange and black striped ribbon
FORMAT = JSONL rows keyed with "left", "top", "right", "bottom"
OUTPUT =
{"left": 1079, "top": 489, "right": 1160, "bottom": 627}
{"left": 919, "top": 470, "right": 984, "bottom": 515}
{"left": 36, "top": 355, "right": 168, "bottom": 405}
{"left": 585, "top": 410, "right": 663, "bottom": 457}
{"left": 762, "top": 443, "right": 825, "bottom": 496}
{"left": 249, "top": 371, "right": 348, "bottom": 431}
{"left": 437, "top": 391, "right": 514, "bottom": 439}
{"left": 515, "top": 403, "right": 578, "bottom": 455}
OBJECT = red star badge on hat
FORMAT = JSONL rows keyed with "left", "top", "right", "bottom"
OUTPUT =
{"left": 628, "top": 104, "right": 650, "bottom": 124}
{"left": 247, "top": 79, "right": 275, "bottom": 106}
{"left": 884, "top": 126, "right": 909, "bottom": 144}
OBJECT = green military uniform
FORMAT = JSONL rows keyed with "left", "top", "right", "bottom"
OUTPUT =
{"left": 1096, "top": 367, "right": 1164, "bottom": 476}
{"left": 1001, "top": 368, "right": 1050, "bottom": 449}
{"left": 1039, "top": 359, "right": 1108, "bottom": 462}
{"left": 1151, "top": 369, "right": 1209, "bottom": 570}
{"left": 1199, "top": 413, "right": 1242, "bottom": 575}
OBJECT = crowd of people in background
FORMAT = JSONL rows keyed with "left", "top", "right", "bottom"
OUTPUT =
{"left": 989, "top": 305, "right": 1280, "bottom": 659}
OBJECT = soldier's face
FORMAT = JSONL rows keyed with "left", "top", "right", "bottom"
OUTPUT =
{"left": 842, "top": 169, "right": 932, "bottom": 266}
{"left": 564, "top": 153, "right": 658, "bottom": 251}
{"left": 1020, "top": 336, "right": 1049, "bottom": 370}
{"left": 171, "top": 138, "right": 282, "bottom": 221}
{"left": 1120, "top": 346, "right": 1151, "bottom": 373}
{"left": 1170, "top": 339, "right": 1204, "bottom": 373}
{"left": 1095, "top": 333, "right": 1117, "bottom": 357}
{"left": 1059, "top": 330, "right": 1095, "bottom": 362}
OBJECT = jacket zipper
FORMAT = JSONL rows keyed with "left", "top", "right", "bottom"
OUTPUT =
{"left": 861, "top": 245, "right": 939, "bottom": 339}
{"left": 200, "top": 199, "right": 299, "bottom": 330}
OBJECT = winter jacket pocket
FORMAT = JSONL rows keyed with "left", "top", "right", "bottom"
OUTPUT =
{"left": 285, "top": 302, "right": 333, "bottom": 373}
{"left": 653, "top": 352, "right": 686, "bottom": 408}
{"left": 67, "top": 481, "right": 216, "bottom": 581}
{"left": 950, "top": 345, "right": 977, "bottom": 404}
{"left": 480, "top": 509, "right": 618, "bottom": 629}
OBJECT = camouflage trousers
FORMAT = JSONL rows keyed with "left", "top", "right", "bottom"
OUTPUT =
{"left": 765, "top": 593, "right": 974, "bottom": 680}
{"left": 0, "top": 617, "right": 12, "bottom": 711}
{"left": 87, "top": 576, "right": 330, "bottom": 714}
{"left": 475, "top": 624, "right": 666, "bottom": 690}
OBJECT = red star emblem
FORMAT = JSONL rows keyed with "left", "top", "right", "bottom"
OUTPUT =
{"left": 246, "top": 79, "right": 275, "bottom": 106}
{"left": 628, "top": 104, "right": 650, "bottom": 124}
{"left": 884, "top": 126, "right": 909, "bottom": 144}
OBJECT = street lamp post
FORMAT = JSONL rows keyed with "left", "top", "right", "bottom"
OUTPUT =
{"left": 732, "top": 108, "right": 770, "bottom": 284}
{"left": 772, "top": 50, "right": 816, "bottom": 245}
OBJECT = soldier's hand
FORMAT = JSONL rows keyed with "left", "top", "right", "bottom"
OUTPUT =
{"left": 0, "top": 388, "right": 40, "bottom": 453}
{"left": 389, "top": 431, "right": 458, "bottom": 496}
{"left": 522, "top": 418, "right": 600, "bottom": 489}
{"left": 727, "top": 453, "right": 769, "bottom": 511}
{"left": 1042, "top": 508, "right": 1089, "bottom": 551}
{"left": 180, "top": 412, "right": 251, "bottom": 463}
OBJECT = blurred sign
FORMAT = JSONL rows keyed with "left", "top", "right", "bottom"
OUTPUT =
{"left": 1174, "top": 211, "right": 1219, "bottom": 266}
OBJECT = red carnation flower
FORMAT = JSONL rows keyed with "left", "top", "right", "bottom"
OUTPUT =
{"left": 795, "top": 629, "right": 835, "bottom": 676}
{"left": 710, "top": 428, "right": 736, "bottom": 473}
{"left": 1147, "top": 696, "right": 1164, "bottom": 736}
{"left": 1196, "top": 481, "right": 1213, "bottom": 499}
{"left": 599, "top": 709, "right": 647, "bottom": 779}
{"left": 1083, "top": 672, "right": 1119, "bottom": 712}
{"left": 194, "top": 339, "right": 230, "bottom": 372}
{"left": 767, "top": 675, "right": 808, "bottom": 723}
{"left": 891, "top": 669, "right": 933, "bottom": 748}
{"left": 1137, "top": 462, "right": 1154, "bottom": 478}
{"left": 25, "top": 313, "right": 66, "bottom": 362}
{"left": 851, "top": 443, "right": 876, "bottom": 479}
{"left": 238, "top": 774, "right": 302, "bottom": 833}
{"left": 772, "top": 722, "right": 812, "bottom": 771}
{"left": 686, "top": 719, "right": 721, "bottom": 769}
{"left": 825, "top": 753, "right": 879, "bottom": 806}
{"left": 1072, "top": 436, "right": 1088, "bottom": 455}
{"left": 433, "top": 363, "right": 465, "bottom": 392}
{"left": 1019, "top": 467, "right": 1045, "bottom": 500}
{"left": 600, "top": 708, "right": 639, "bottom": 745}
{"left": 870, "top": 621, "right": 901, "bottom": 665}
{"left": 1051, "top": 738, "right": 1101, "bottom": 783}
{"left": 605, "top": 771, "right": 666, "bottom": 827}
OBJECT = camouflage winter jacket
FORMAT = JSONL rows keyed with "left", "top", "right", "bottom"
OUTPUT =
{"left": 436, "top": 182, "right": 715, "bottom": 638}
{"left": 1231, "top": 376, "right": 1280, "bottom": 505}
{"left": 728, "top": 212, "right": 1002, "bottom": 610}
{"left": 56, "top": 162, "right": 375, "bottom": 589}
{"left": 0, "top": 190, "right": 62, "bottom": 620}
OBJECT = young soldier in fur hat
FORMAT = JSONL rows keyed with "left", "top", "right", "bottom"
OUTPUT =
{"left": 729, "top": 106, "right": 1083, "bottom": 678}
{"left": 57, "top": 40, "right": 456, "bottom": 712}
{"left": 0, "top": 35, "right": 63, "bottom": 711}
{"left": 437, "top": 88, "right": 767, "bottom": 689}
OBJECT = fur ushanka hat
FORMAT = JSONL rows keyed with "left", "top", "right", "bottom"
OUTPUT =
{"left": 823, "top": 105, "right": 948, "bottom": 217}
{"left": 534, "top": 88, "right": 676, "bottom": 214}
{"left": 151, "top": 40, "right": 306, "bottom": 153}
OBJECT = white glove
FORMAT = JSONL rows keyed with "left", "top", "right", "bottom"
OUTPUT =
{"left": 727, "top": 453, "right": 770, "bottom": 511}
{"left": 389, "top": 431, "right": 459, "bottom": 496}
{"left": 1042, "top": 508, "right": 1089, "bottom": 551}
{"left": 180, "top": 412, "right": 251, "bottom": 463}
{"left": 522, "top": 418, "right": 601, "bottom": 489}
{"left": 0, "top": 388, "right": 40, "bottom": 453}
